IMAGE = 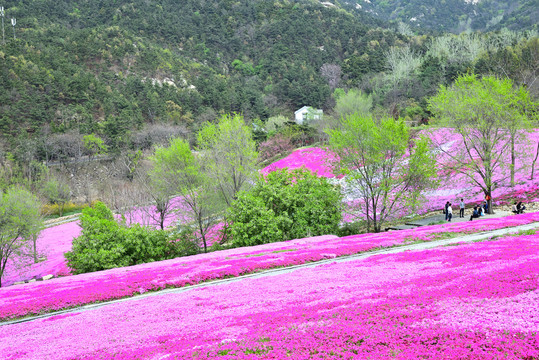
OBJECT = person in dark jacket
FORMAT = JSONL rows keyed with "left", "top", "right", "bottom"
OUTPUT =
{"left": 469, "top": 206, "right": 480, "bottom": 221}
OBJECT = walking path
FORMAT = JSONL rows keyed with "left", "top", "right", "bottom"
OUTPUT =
{"left": 3, "top": 220, "right": 538, "bottom": 327}
{"left": 389, "top": 210, "right": 512, "bottom": 230}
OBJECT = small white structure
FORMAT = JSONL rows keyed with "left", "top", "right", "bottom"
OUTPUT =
{"left": 294, "top": 106, "right": 323, "bottom": 125}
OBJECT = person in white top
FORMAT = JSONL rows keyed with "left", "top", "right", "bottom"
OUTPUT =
{"left": 447, "top": 202, "right": 453, "bottom": 222}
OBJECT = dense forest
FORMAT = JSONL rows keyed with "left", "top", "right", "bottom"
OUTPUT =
{"left": 0, "top": 0, "right": 537, "bottom": 162}
{"left": 343, "top": 0, "right": 539, "bottom": 33}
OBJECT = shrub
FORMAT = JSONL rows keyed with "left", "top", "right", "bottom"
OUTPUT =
{"left": 173, "top": 228, "right": 202, "bottom": 257}
{"left": 228, "top": 168, "right": 342, "bottom": 247}
{"left": 258, "top": 133, "right": 293, "bottom": 161}
{"left": 65, "top": 202, "right": 183, "bottom": 274}
{"left": 42, "top": 201, "right": 92, "bottom": 217}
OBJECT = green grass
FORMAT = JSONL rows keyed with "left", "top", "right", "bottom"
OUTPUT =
{"left": 245, "top": 249, "right": 297, "bottom": 257}
{"left": 43, "top": 210, "right": 82, "bottom": 220}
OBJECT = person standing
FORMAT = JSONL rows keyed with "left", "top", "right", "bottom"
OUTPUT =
{"left": 444, "top": 201, "right": 450, "bottom": 221}
{"left": 447, "top": 202, "right": 453, "bottom": 222}
{"left": 459, "top": 198, "right": 465, "bottom": 218}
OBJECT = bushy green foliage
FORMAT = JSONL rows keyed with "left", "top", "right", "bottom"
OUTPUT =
{"left": 65, "top": 202, "right": 183, "bottom": 274}
{"left": 41, "top": 201, "right": 90, "bottom": 217}
{"left": 228, "top": 169, "right": 342, "bottom": 247}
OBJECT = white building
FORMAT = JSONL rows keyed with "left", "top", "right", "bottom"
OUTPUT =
{"left": 294, "top": 106, "right": 323, "bottom": 125}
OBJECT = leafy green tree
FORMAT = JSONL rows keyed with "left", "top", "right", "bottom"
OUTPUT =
{"left": 83, "top": 133, "right": 108, "bottom": 161}
{"left": 42, "top": 179, "right": 71, "bottom": 217}
{"left": 334, "top": 88, "right": 373, "bottom": 119}
{"left": 0, "top": 187, "right": 43, "bottom": 287}
{"left": 197, "top": 114, "right": 258, "bottom": 207}
{"left": 228, "top": 168, "right": 342, "bottom": 246}
{"left": 327, "top": 114, "right": 436, "bottom": 232}
{"left": 265, "top": 115, "right": 289, "bottom": 132}
{"left": 429, "top": 74, "right": 535, "bottom": 212}
{"left": 149, "top": 138, "right": 220, "bottom": 252}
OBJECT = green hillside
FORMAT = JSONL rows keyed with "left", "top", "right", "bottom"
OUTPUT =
{"left": 343, "top": 0, "right": 538, "bottom": 33}
{"left": 0, "top": 0, "right": 536, "bottom": 160}
{"left": 0, "top": 0, "right": 401, "bottom": 141}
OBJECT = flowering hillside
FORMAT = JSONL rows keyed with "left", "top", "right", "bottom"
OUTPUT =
{"left": 1, "top": 231, "right": 538, "bottom": 359}
{"left": 2, "top": 198, "right": 222, "bottom": 287}
{"left": 5, "top": 128, "right": 538, "bottom": 287}
{"left": 263, "top": 129, "right": 539, "bottom": 214}
{"left": 1, "top": 221, "right": 79, "bottom": 287}
{"left": 2, "top": 212, "right": 539, "bottom": 321}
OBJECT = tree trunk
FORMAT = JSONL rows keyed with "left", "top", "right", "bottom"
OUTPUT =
{"left": 510, "top": 136, "right": 515, "bottom": 187}
{"left": 486, "top": 189, "right": 493, "bottom": 215}
{"left": 530, "top": 140, "right": 539, "bottom": 180}
{"left": 33, "top": 234, "right": 38, "bottom": 263}
{"left": 372, "top": 200, "right": 379, "bottom": 233}
{"left": 199, "top": 219, "right": 208, "bottom": 253}
{"left": 159, "top": 213, "right": 165, "bottom": 231}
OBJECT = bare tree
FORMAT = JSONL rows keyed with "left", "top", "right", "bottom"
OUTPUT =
{"left": 320, "top": 63, "right": 342, "bottom": 90}
{"left": 131, "top": 124, "right": 188, "bottom": 151}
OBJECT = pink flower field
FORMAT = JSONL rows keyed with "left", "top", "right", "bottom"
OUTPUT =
{"left": 264, "top": 129, "right": 539, "bottom": 216}
{"left": 261, "top": 147, "right": 337, "bottom": 178}
{"left": 2, "top": 212, "right": 539, "bottom": 321}
{"left": 1, "top": 231, "right": 538, "bottom": 359}
{"left": 1, "top": 221, "right": 80, "bottom": 287}
{"left": 5, "top": 128, "right": 538, "bottom": 287}
{"left": 2, "top": 198, "right": 223, "bottom": 287}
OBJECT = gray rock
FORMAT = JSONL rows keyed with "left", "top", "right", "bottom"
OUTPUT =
{"left": 42, "top": 274, "right": 54, "bottom": 280}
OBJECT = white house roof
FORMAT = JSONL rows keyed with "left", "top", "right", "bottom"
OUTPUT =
{"left": 295, "top": 106, "right": 311, "bottom": 114}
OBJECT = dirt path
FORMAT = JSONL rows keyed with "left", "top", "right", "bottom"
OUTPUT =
{"left": 3, "top": 220, "right": 539, "bottom": 327}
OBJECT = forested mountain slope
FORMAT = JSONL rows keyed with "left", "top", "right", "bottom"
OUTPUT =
{"left": 344, "top": 0, "right": 538, "bottom": 33}
{"left": 0, "top": 0, "right": 401, "bottom": 140}
{"left": 0, "top": 0, "right": 537, "bottom": 160}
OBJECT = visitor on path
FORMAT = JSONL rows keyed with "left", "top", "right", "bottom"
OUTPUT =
{"left": 447, "top": 203, "right": 453, "bottom": 222}
{"left": 469, "top": 206, "right": 480, "bottom": 221}
{"left": 459, "top": 198, "right": 465, "bottom": 218}
{"left": 444, "top": 201, "right": 450, "bottom": 221}
{"left": 478, "top": 206, "right": 484, "bottom": 216}
{"left": 512, "top": 202, "right": 519, "bottom": 214}
{"left": 483, "top": 200, "right": 489, "bottom": 214}
{"left": 517, "top": 201, "right": 526, "bottom": 214}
